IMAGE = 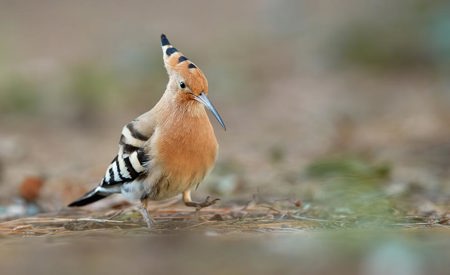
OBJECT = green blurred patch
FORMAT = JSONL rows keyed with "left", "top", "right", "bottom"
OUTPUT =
{"left": 306, "top": 157, "right": 394, "bottom": 226}
{"left": 268, "top": 145, "right": 286, "bottom": 165}
{"left": 332, "top": 0, "right": 450, "bottom": 72}
{"left": 0, "top": 75, "right": 40, "bottom": 114}
{"left": 66, "top": 64, "right": 119, "bottom": 123}
{"left": 336, "top": 27, "right": 430, "bottom": 71}
{"left": 427, "top": 3, "right": 450, "bottom": 72}
{"left": 68, "top": 64, "right": 117, "bottom": 108}
{"left": 306, "top": 157, "right": 391, "bottom": 181}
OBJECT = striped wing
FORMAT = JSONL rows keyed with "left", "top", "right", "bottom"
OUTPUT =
{"left": 100, "top": 122, "right": 152, "bottom": 187}
{"left": 101, "top": 149, "right": 149, "bottom": 186}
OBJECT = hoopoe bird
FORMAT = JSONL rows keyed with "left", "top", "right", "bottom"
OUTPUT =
{"left": 68, "top": 34, "right": 226, "bottom": 227}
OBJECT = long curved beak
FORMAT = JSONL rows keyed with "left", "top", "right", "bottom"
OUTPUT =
{"left": 195, "top": 93, "right": 226, "bottom": 130}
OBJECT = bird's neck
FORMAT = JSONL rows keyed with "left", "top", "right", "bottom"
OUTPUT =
{"left": 156, "top": 89, "right": 207, "bottom": 120}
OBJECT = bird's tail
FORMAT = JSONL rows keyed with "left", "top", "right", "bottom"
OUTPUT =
{"left": 68, "top": 187, "right": 109, "bottom": 207}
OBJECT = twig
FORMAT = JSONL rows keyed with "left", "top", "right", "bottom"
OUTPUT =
{"left": 289, "top": 214, "right": 331, "bottom": 223}
{"left": 105, "top": 210, "right": 125, "bottom": 220}
{"left": 392, "top": 222, "right": 450, "bottom": 228}
{"left": 182, "top": 220, "right": 214, "bottom": 230}
{"left": 71, "top": 218, "right": 126, "bottom": 224}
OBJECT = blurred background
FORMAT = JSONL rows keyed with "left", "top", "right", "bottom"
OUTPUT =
{"left": 0, "top": 0, "right": 449, "bottom": 274}
{"left": 0, "top": 0, "right": 448, "bottom": 214}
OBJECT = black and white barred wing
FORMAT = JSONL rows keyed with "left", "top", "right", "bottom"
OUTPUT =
{"left": 68, "top": 122, "right": 152, "bottom": 207}
{"left": 100, "top": 149, "right": 150, "bottom": 186}
{"left": 101, "top": 122, "right": 152, "bottom": 186}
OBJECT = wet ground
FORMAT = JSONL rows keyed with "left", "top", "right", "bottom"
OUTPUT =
{"left": 0, "top": 204, "right": 448, "bottom": 275}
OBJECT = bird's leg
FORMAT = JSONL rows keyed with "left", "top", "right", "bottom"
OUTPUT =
{"left": 137, "top": 199, "right": 154, "bottom": 228}
{"left": 182, "top": 190, "right": 220, "bottom": 211}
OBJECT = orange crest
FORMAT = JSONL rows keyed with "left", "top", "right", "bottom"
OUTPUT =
{"left": 160, "top": 34, "right": 208, "bottom": 96}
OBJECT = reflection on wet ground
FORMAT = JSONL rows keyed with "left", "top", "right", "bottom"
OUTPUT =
{"left": 0, "top": 208, "right": 449, "bottom": 275}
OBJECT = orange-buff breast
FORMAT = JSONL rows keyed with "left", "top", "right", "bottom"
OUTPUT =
{"left": 156, "top": 109, "right": 218, "bottom": 189}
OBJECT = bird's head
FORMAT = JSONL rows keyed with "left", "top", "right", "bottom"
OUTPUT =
{"left": 161, "top": 34, "right": 225, "bottom": 130}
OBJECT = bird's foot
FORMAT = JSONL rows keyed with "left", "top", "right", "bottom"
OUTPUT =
{"left": 184, "top": 196, "right": 220, "bottom": 211}
{"left": 137, "top": 204, "right": 154, "bottom": 228}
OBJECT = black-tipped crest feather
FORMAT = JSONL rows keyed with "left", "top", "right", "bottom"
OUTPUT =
{"left": 161, "top": 34, "right": 170, "bottom": 46}
{"left": 166, "top": 47, "right": 178, "bottom": 56}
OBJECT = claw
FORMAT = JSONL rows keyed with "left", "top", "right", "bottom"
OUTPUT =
{"left": 195, "top": 196, "right": 220, "bottom": 210}
{"left": 185, "top": 195, "right": 220, "bottom": 211}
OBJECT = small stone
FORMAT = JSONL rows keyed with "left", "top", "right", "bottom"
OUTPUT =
{"left": 209, "top": 214, "right": 224, "bottom": 221}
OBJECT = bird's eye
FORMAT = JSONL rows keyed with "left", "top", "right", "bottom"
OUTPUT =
{"left": 179, "top": 81, "right": 186, "bottom": 89}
